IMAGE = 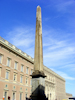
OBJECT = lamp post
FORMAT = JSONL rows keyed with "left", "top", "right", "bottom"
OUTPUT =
{"left": 50, "top": 93, "right": 51, "bottom": 100}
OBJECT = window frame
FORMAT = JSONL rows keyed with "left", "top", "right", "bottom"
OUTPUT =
{"left": 20, "top": 75, "right": 23, "bottom": 83}
{"left": 7, "top": 58, "right": 11, "bottom": 67}
{"left": 4, "top": 91, "right": 8, "bottom": 100}
{"left": 21, "top": 65, "right": 23, "bottom": 72}
{"left": 13, "top": 73, "right": 17, "bottom": 81}
{"left": 6, "top": 71, "right": 9, "bottom": 80}
{"left": 26, "top": 78, "right": 28, "bottom": 84}
{"left": 31, "top": 69, "right": 33, "bottom": 75}
{"left": 30, "top": 79, "right": 32, "bottom": 86}
{"left": 0, "top": 54, "right": 3, "bottom": 64}
{"left": 20, "top": 92, "right": 22, "bottom": 100}
{"left": 12, "top": 92, "right": 15, "bottom": 100}
{"left": 26, "top": 67, "right": 29, "bottom": 74}
{"left": 14, "top": 61, "right": 18, "bottom": 70}
{"left": 5, "top": 69, "right": 10, "bottom": 80}
{"left": 25, "top": 93, "right": 27, "bottom": 99}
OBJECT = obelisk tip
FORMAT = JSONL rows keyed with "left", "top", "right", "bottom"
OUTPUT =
{"left": 37, "top": 5, "right": 41, "bottom": 13}
{"left": 37, "top": 5, "right": 40, "bottom": 7}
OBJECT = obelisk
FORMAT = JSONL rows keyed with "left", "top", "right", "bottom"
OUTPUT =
{"left": 30, "top": 6, "right": 47, "bottom": 100}
{"left": 32, "top": 5, "right": 45, "bottom": 77}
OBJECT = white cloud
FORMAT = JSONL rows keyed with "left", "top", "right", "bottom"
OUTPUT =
{"left": 55, "top": 0, "right": 74, "bottom": 12}
{"left": 42, "top": 28, "right": 75, "bottom": 68}
{"left": 60, "top": 64, "right": 75, "bottom": 69}
{"left": 50, "top": 68, "right": 75, "bottom": 80}
{"left": 66, "top": 82, "right": 75, "bottom": 86}
{"left": 43, "top": 36, "right": 75, "bottom": 61}
{"left": 45, "top": 0, "right": 75, "bottom": 14}
{"left": 5, "top": 26, "right": 35, "bottom": 57}
{"left": 6, "top": 27, "right": 35, "bottom": 47}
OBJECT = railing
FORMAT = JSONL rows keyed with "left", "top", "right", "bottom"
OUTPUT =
{"left": 15, "top": 47, "right": 19, "bottom": 51}
{"left": 0, "top": 36, "right": 5, "bottom": 42}
{"left": 21, "top": 51, "right": 24, "bottom": 54}
{"left": 8, "top": 42, "right": 13, "bottom": 47}
{"left": 26, "top": 54, "right": 29, "bottom": 57}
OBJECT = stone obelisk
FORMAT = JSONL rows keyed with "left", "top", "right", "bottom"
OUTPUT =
{"left": 30, "top": 6, "right": 47, "bottom": 100}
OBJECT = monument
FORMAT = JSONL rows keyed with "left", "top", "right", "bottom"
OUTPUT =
{"left": 30, "top": 6, "right": 48, "bottom": 100}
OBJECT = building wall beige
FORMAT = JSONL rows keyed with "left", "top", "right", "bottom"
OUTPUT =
{"left": 66, "top": 93, "right": 72, "bottom": 100}
{"left": 44, "top": 66, "right": 66, "bottom": 100}
{"left": 0, "top": 36, "right": 67, "bottom": 100}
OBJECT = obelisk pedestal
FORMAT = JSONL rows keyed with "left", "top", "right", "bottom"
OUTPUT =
{"left": 30, "top": 6, "right": 48, "bottom": 100}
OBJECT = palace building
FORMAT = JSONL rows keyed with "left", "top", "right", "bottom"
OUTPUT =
{"left": 0, "top": 36, "right": 72, "bottom": 100}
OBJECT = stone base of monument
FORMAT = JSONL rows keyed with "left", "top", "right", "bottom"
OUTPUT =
{"left": 30, "top": 77, "right": 48, "bottom": 100}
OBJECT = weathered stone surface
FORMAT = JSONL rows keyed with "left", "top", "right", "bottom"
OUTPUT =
{"left": 34, "top": 5, "right": 44, "bottom": 74}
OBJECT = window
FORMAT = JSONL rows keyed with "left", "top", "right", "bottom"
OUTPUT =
{"left": 26, "top": 88, "right": 27, "bottom": 91}
{"left": 20, "top": 93, "right": 22, "bottom": 100}
{"left": 5, "top": 84, "right": 8, "bottom": 88}
{"left": 26, "top": 78, "right": 28, "bottom": 84}
{"left": 47, "top": 94, "right": 49, "bottom": 98}
{"left": 7, "top": 58, "right": 10, "bottom": 67}
{"left": 20, "top": 75, "right": 23, "bottom": 83}
{"left": 25, "top": 93, "right": 27, "bottom": 99}
{"left": 20, "top": 87, "right": 22, "bottom": 91}
{"left": 0, "top": 66, "right": 2, "bottom": 77}
{"left": 13, "top": 93, "right": 15, "bottom": 100}
{"left": 13, "top": 86, "right": 15, "bottom": 89}
{"left": 26, "top": 67, "right": 28, "bottom": 74}
{"left": 31, "top": 69, "right": 33, "bottom": 75}
{"left": 30, "top": 79, "right": 32, "bottom": 85}
{"left": 14, "top": 74, "right": 16, "bottom": 81}
{"left": 0, "top": 54, "right": 2, "bottom": 63}
{"left": 4, "top": 91, "right": 7, "bottom": 100}
{"left": 6, "top": 71, "right": 9, "bottom": 79}
{"left": 14, "top": 62, "right": 18, "bottom": 70}
{"left": 21, "top": 65, "right": 23, "bottom": 72}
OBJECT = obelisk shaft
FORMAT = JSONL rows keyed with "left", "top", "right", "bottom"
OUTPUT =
{"left": 34, "top": 6, "right": 43, "bottom": 72}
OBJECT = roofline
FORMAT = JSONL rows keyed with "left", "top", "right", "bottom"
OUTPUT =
{"left": 0, "top": 36, "right": 34, "bottom": 64}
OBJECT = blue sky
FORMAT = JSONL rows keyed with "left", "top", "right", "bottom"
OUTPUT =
{"left": 0, "top": 0, "right": 75, "bottom": 96}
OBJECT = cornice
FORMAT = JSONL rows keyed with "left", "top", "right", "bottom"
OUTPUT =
{"left": 0, "top": 36, "right": 34, "bottom": 64}
{"left": 45, "top": 78, "right": 55, "bottom": 85}
{"left": 44, "top": 66, "right": 65, "bottom": 82}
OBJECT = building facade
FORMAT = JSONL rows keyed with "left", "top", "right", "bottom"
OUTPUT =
{"left": 66, "top": 93, "right": 72, "bottom": 100}
{"left": 0, "top": 36, "right": 67, "bottom": 100}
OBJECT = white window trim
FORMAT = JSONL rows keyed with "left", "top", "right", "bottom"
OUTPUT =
{"left": 21, "top": 65, "right": 23, "bottom": 72}
{"left": 12, "top": 92, "right": 16, "bottom": 100}
{"left": 13, "top": 73, "right": 17, "bottom": 81}
{"left": 31, "top": 69, "right": 33, "bottom": 75}
{"left": 30, "top": 79, "right": 32, "bottom": 86}
{"left": 0, "top": 66, "right": 2, "bottom": 77}
{"left": 20, "top": 75, "right": 23, "bottom": 83}
{"left": 7, "top": 58, "right": 11, "bottom": 67}
{"left": 26, "top": 67, "right": 29, "bottom": 74}
{"left": 26, "top": 78, "right": 28, "bottom": 85}
{"left": 14, "top": 61, "right": 18, "bottom": 70}
{"left": 0, "top": 54, "right": 3, "bottom": 64}
{"left": 4, "top": 91, "right": 8, "bottom": 100}
{"left": 20, "top": 92, "right": 22, "bottom": 100}
{"left": 5, "top": 69, "right": 10, "bottom": 80}
{"left": 25, "top": 93, "right": 27, "bottom": 99}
